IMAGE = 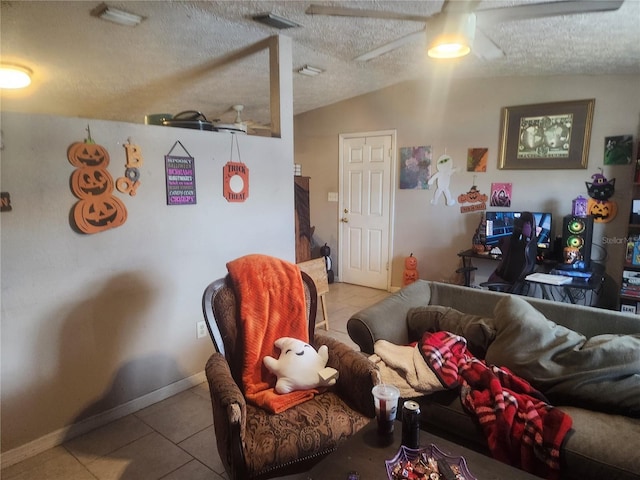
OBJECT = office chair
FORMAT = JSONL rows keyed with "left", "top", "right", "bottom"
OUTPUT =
{"left": 481, "top": 212, "right": 538, "bottom": 294}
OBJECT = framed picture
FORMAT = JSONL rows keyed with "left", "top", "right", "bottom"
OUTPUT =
{"left": 498, "top": 99, "right": 595, "bottom": 170}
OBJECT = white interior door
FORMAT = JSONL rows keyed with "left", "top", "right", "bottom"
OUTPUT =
{"left": 339, "top": 132, "right": 395, "bottom": 289}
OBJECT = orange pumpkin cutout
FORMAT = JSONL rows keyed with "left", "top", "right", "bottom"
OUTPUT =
{"left": 68, "top": 142, "right": 110, "bottom": 168}
{"left": 71, "top": 168, "right": 114, "bottom": 198}
{"left": 73, "top": 197, "right": 127, "bottom": 233}
{"left": 587, "top": 198, "right": 617, "bottom": 223}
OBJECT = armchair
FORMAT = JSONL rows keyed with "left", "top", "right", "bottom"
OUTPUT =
{"left": 202, "top": 267, "right": 378, "bottom": 479}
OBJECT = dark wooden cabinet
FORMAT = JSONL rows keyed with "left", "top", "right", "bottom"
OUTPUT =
{"left": 294, "top": 176, "right": 312, "bottom": 263}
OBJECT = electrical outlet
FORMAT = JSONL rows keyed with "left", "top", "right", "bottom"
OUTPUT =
{"left": 196, "top": 321, "right": 207, "bottom": 339}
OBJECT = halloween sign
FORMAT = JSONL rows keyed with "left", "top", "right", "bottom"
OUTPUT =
{"left": 165, "top": 141, "right": 196, "bottom": 205}
{"left": 68, "top": 128, "right": 127, "bottom": 234}
{"left": 116, "top": 141, "right": 144, "bottom": 196}
{"left": 223, "top": 133, "right": 249, "bottom": 203}
{"left": 585, "top": 168, "right": 617, "bottom": 223}
{"left": 458, "top": 180, "right": 488, "bottom": 214}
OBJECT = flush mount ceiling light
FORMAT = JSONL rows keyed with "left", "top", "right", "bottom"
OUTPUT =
{"left": 0, "top": 64, "right": 32, "bottom": 89}
{"left": 297, "top": 65, "right": 324, "bottom": 76}
{"left": 253, "top": 12, "right": 301, "bottom": 29}
{"left": 426, "top": 13, "right": 476, "bottom": 59}
{"left": 91, "top": 3, "right": 143, "bottom": 27}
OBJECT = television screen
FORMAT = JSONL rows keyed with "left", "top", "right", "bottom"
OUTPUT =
{"left": 485, "top": 211, "right": 552, "bottom": 249}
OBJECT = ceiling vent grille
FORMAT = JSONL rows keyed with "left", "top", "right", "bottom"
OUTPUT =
{"left": 252, "top": 13, "right": 301, "bottom": 29}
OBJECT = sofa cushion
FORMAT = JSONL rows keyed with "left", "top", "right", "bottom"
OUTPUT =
{"left": 558, "top": 406, "right": 640, "bottom": 480}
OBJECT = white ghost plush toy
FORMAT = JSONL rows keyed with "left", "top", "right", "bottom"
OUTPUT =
{"left": 263, "top": 337, "right": 339, "bottom": 394}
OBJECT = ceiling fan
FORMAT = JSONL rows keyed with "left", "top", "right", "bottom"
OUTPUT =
{"left": 306, "top": 0, "right": 624, "bottom": 61}
{"left": 215, "top": 105, "right": 271, "bottom": 135}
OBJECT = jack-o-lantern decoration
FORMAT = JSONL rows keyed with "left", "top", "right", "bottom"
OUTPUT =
{"left": 584, "top": 168, "right": 617, "bottom": 223}
{"left": 68, "top": 134, "right": 127, "bottom": 234}
{"left": 71, "top": 168, "right": 114, "bottom": 197}
{"left": 403, "top": 253, "right": 419, "bottom": 286}
{"left": 73, "top": 197, "right": 127, "bottom": 232}
{"left": 587, "top": 198, "right": 617, "bottom": 223}
{"left": 67, "top": 142, "right": 110, "bottom": 168}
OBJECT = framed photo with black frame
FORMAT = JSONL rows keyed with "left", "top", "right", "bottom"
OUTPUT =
{"left": 498, "top": 99, "right": 595, "bottom": 170}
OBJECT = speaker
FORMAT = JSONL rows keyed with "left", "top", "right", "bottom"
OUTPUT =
{"left": 560, "top": 215, "right": 593, "bottom": 271}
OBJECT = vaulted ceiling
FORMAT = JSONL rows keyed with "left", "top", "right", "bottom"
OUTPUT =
{"left": 2, "top": 1, "right": 639, "bottom": 132}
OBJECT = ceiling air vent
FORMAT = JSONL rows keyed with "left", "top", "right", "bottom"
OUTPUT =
{"left": 252, "top": 13, "right": 301, "bottom": 30}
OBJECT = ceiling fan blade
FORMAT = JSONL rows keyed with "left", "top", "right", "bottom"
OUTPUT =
{"left": 306, "top": 4, "right": 430, "bottom": 23}
{"left": 476, "top": 0, "right": 624, "bottom": 26}
{"left": 472, "top": 28, "right": 505, "bottom": 60}
{"left": 354, "top": 30, "right": 424, "bottom": 62}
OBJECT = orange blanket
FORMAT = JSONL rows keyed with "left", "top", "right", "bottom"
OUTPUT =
{"left": 227, "top": 254, "right": 317, "bottom": 413}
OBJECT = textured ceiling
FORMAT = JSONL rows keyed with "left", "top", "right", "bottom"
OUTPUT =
{"left": 1, "top": 0, "right": 639, "bottom": 131}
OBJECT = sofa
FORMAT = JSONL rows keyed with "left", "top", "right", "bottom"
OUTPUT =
{"left": 347, "top": 280, "right": 640, "bottom": 480}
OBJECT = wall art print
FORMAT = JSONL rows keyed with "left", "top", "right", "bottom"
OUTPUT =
{"left": 399, "top": 145, "right": 431, "bottom": 189}
{"left": 498, "top": 99, "right": 594, "bottom": 169}
{"left": 604, "top": 135, "right": 633, "bottom": 165}
{"left": 490, "top": 182, "right": 512, "bottom": 207}
{"left": 467, "top": 148, "right": 488, "bottom": 172}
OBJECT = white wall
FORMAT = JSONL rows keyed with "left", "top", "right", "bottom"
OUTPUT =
{"left": 0, "top": 111, "right": 294, "bottom": 453}
{"left": 295, "top": 74, "right": 640, "bottom": 289}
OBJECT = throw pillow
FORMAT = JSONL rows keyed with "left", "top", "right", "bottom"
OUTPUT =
{"left": 407, "top": 305, "right": 496, "bottom": 359}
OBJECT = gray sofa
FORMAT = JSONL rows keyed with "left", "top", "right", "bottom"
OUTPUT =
{"left": 347, "top": 280, "right": 640, "bottom": 480}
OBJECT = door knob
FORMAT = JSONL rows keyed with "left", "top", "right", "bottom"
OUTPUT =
{"left": 340, "top": 217, "right": 349, "bottom": 223}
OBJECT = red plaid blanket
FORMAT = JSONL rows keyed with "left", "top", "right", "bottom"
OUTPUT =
{"left": 420, "top": 331, "right": 572, "bottom": 480}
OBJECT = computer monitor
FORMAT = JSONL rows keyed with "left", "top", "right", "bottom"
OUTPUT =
{"left": 485, "top": 211, "right": 552, "bottom": 250}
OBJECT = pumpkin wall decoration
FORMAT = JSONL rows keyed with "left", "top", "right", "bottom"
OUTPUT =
{"left": 585, "top": 169, "right": 617, "bottom": 223}
{"left": 68, "top": 132, "right": 127, "bottom": 234}
{"left": 403, "top": 253, "right": 419, "bottom": 286}
{"left": 457, "top": 184, "right": 488, "bottom": 214}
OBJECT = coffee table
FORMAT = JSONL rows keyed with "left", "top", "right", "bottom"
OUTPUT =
{"left": 284, "top": 419, "right": 541, "bottom": 479}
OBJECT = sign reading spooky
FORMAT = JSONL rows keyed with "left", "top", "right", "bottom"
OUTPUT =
{"left": 165, "top": 141, "right": 196, "bottom": 205}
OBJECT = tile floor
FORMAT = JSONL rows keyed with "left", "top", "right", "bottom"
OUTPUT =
{"left": 1, "top": 282, "right": 390, "bottom": 480}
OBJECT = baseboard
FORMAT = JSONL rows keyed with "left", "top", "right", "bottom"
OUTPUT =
{"left": 1, "top": 370, "right": 207, "bottom": 469}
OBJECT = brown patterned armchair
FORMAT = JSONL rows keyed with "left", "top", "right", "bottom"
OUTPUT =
{"left": 202, "top": 272, "right": 379, "bottom": 479}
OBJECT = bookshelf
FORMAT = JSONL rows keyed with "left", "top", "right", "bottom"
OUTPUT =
{"left": 620, "top": 180, "right": 640, "bottom": 313}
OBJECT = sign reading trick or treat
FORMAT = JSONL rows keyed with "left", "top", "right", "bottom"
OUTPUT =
{"left": 222, "top": 133, "right": 249, "bottom": 203}
{"left": 223, "top": 161, "right": 249, "bottom": 202}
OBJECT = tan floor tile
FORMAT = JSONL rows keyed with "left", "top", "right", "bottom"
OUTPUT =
{"left": 159, "top": 459, "right": 220, "bottom": 480}
{"left": 64, "top": 414, "right": 154, "bottom": 466}
{"left": 189, "top": 381, "right": 210, "bottom": 400}
{"left": 178, "top": 425, "right": 225, "bottom": 474}
{"left": 135, "top": 390, "right": 213, "bottom": 443}
{"left": 1, "top": 446, "right": 95, "bottom": 480}
{"left": 85, "top": 432, "right": 191, "bottom": 480}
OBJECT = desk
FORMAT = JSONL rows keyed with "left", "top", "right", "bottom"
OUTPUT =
{"left": 525, "top": 264, "right": 606, "bottom": 306}
{"left": 458, "top": 250, "right": 605, "bottom": 306}
{"left": 285, "top": 420, "right": 540, "bottom": 480}
{"left": 457, "top": 249, "right": 501, "bottom": 286}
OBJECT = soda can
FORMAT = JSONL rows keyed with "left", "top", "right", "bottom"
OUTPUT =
{"left": 401, "top": 400, "right": 421, "bottom": 449}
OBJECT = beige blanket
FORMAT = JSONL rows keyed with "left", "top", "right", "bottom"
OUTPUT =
{"left": 369, "top": 340, "right": 443, "bottom": 398}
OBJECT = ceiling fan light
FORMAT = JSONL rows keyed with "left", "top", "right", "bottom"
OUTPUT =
{"left": 427, "top": 13, "right": 476, "bottom": 59}
{"left": 0, "top": 64, "right": 32, "bottom": 89}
